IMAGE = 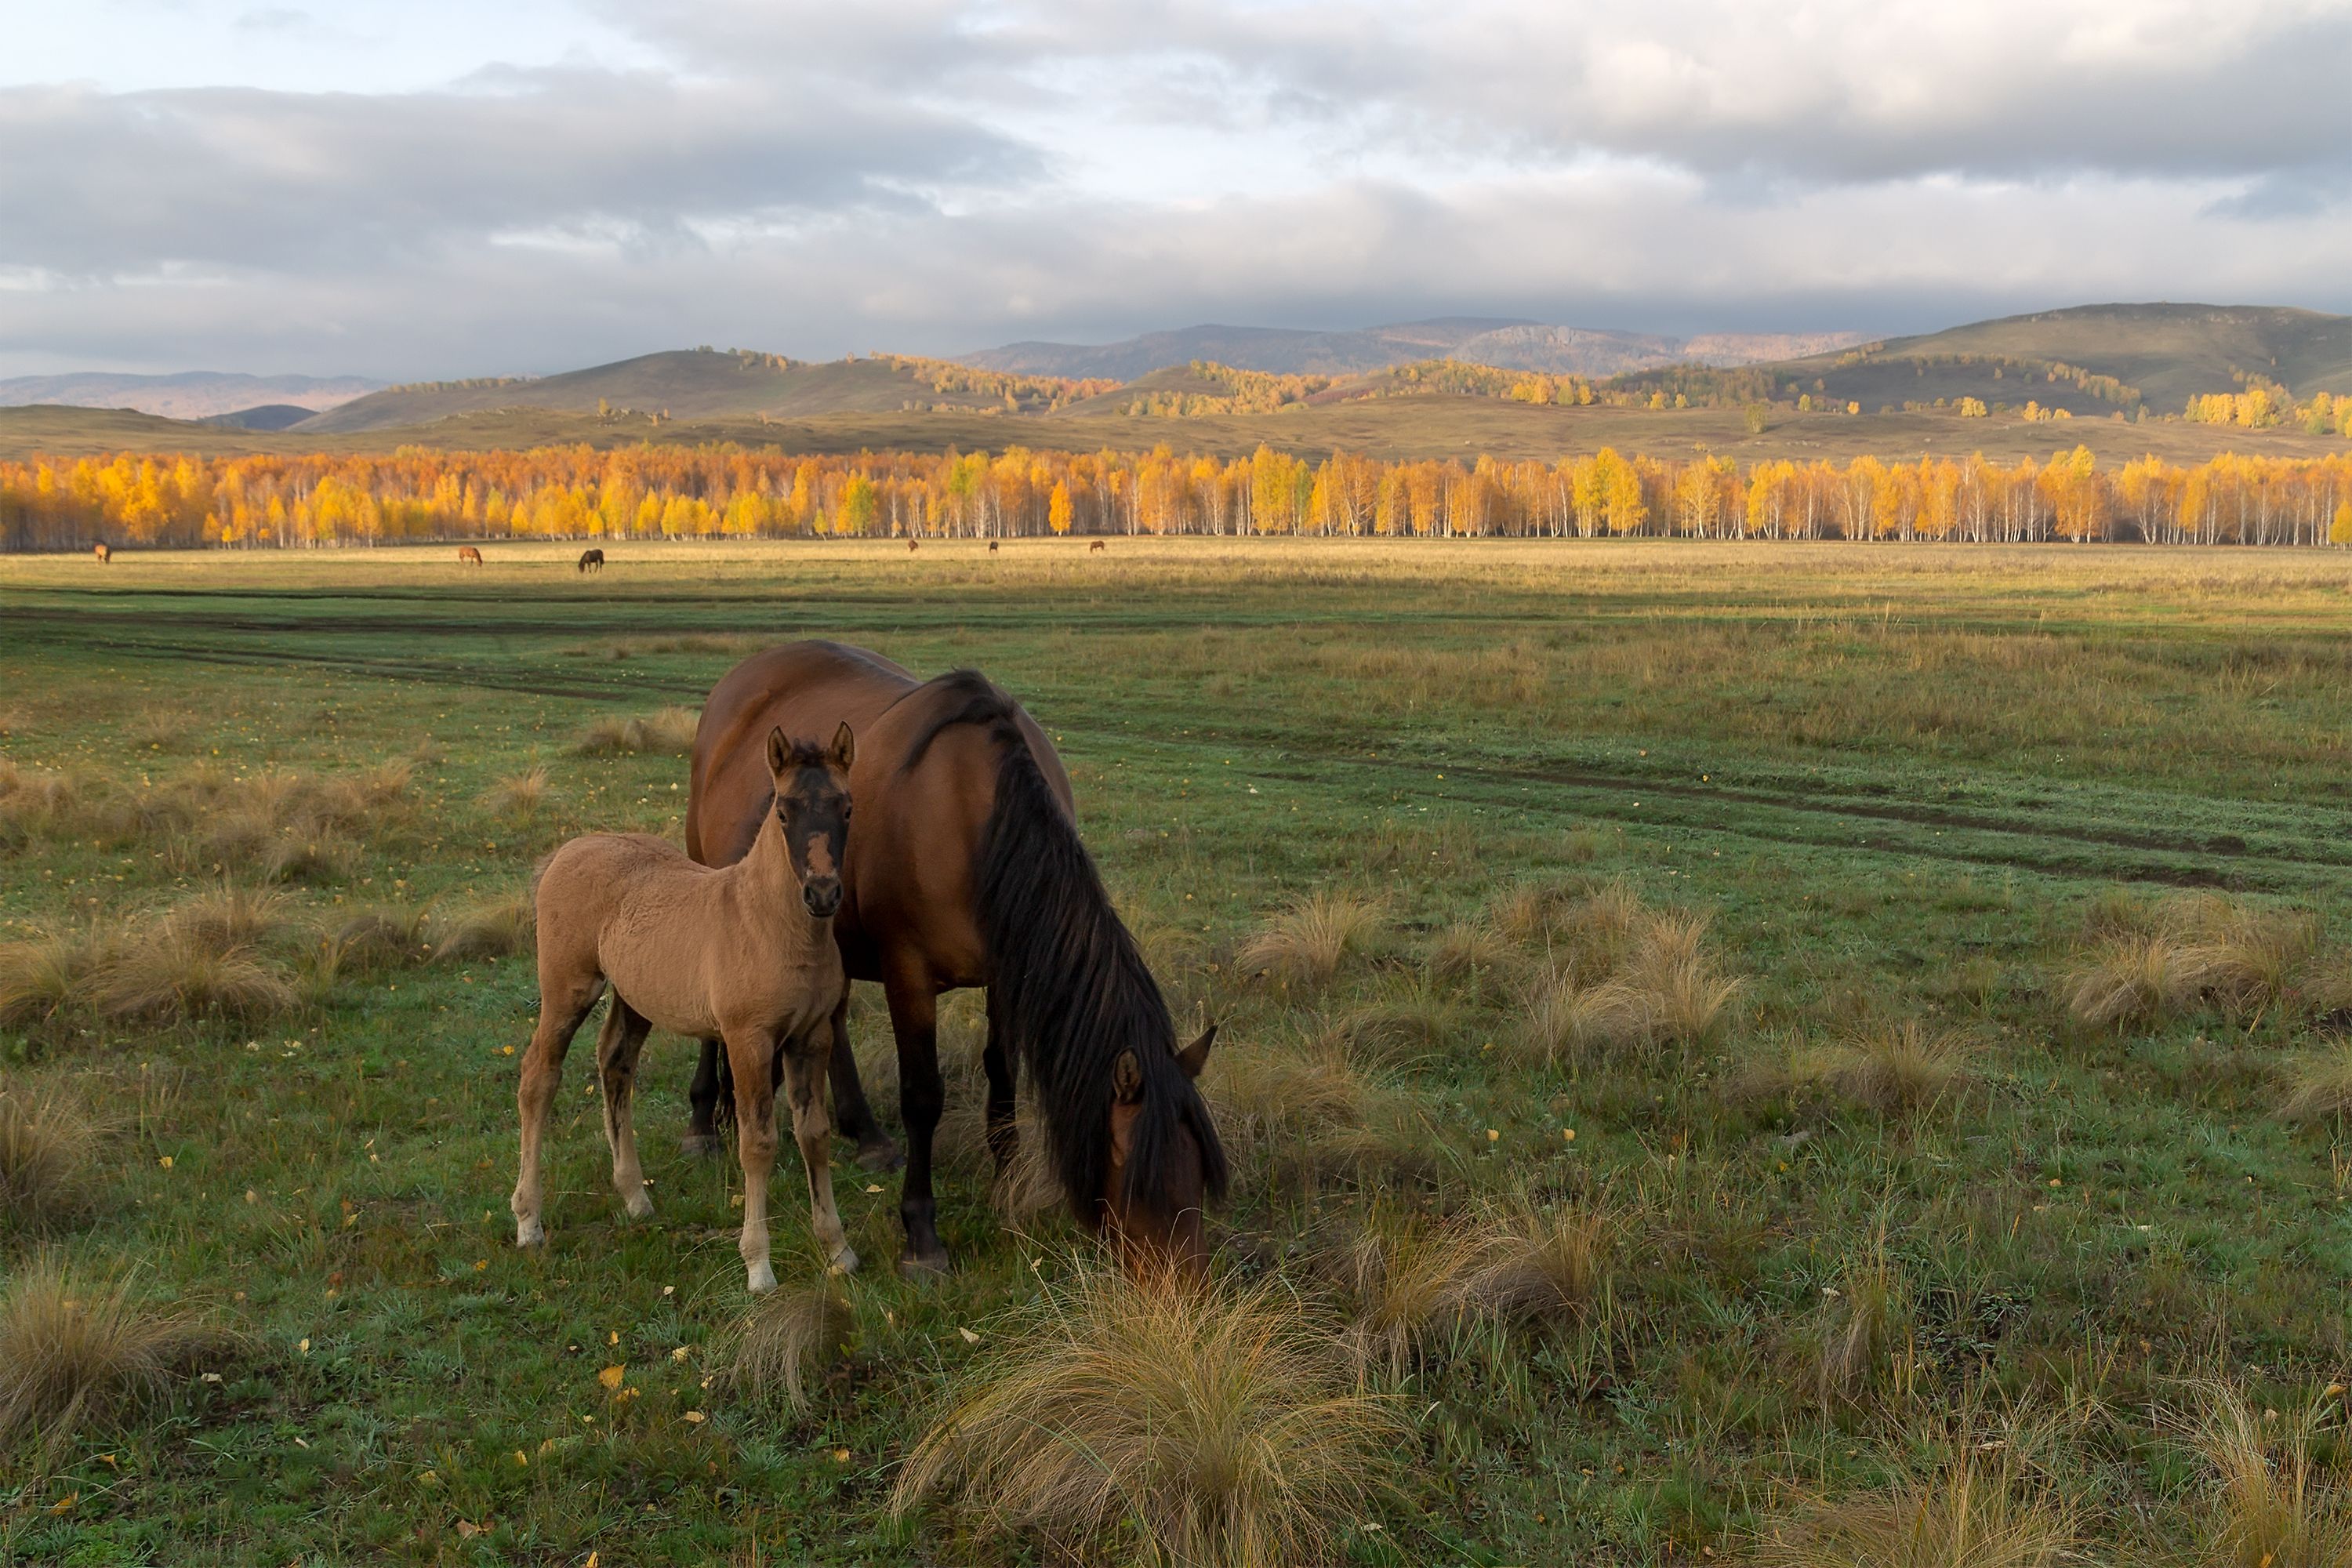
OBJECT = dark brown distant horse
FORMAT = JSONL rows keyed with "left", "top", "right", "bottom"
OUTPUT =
{"left": 906, "top": 538, "right": 920, "bottom": 554}
{"left": 684, "top": 641, "right": 1225, "bottom": 1277}
{"left": 987, "top": 539, "right": 999, "bottom": 554}
{"left": 1088, "top": 539, "right": 1106, "bottom": 554}
{"left": 578, "top": 548, "right": 605, "bottom": 573}
{"left": 93, "top": 543, "right": 111, "bottom": 564}
{"left": 458, "top": 546, "right": 484, "bottom": 567}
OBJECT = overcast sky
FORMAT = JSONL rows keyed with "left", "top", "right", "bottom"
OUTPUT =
{"left": 5, "top": 0, "right": 2350, "bottom": 377}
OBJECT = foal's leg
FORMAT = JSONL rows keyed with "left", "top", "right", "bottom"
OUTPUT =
{"left": 596, "top": 996, "right": 656, "bottom": 1221}
{"left": 783, "top": 1026, "right": 858, "bottom": 1275}
{"left": 722, "top": 1026, "right": 782, "bottom": 1294}
{"left": 512, "top": 971, "right": 604, "bottom": 1247}
{"left": 884, "top": 967, "right": 950, "bottom": 1276}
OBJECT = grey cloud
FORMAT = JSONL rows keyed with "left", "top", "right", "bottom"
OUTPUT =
{"left": 0, "top": 69, "right": 1038, "bottom": 275}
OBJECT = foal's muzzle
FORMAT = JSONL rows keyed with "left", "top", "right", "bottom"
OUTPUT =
{"left": 803, "top": 878, "right": 842, "bottom": 919}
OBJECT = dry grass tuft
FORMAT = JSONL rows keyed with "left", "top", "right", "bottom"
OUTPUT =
{"left": 0, "top": 1257, "right": 230, "bottom": 1453}
{"left": 2277, "top": 1039, "right": 2352, "bottom": 1125}
{"left": 1813, "top": 1254, "right": 1917, "bottom": 1406}
{"left": 2166, "top": 1380, "right": 2352, "bottom": 1568}
{"left": 2067, "top": 893, "right": 2321, "bottom": 1029}
{"left": 1512, "top": 906, "right": 1740, "bottom": 1065}
{"left": 1336, "top": 1200, "right": 1613, "bottom": 1370}
{"left": 1791, "top": 1022, "right": 1980, "bottom": 1117}
{"left": 429, "top": 897, "right": 535, "bottom": 963}
{"left": 159, "top": 885, "right": 292, "bottom": 953}
{"left": 1235, "top": 891, "right": 1385, "bottom": 989}
{"left": 1203, "top": 1033, "right": 1432, "bottom": 1196}
{"left": 484, "top": 764, "right": 550, "bottom": 818}
{"left": 0, "top": 928, "right": 111, "bottom": 1029}
{"left": 91, "top": 917, "right": 299, "bottom": 1024}
{"left": 724, "top": 1284, "right": 852, "bottom": 1412}
{"left": 1747, "top": 1445, "right": 2078, "bottom": 1568}
{"left": 325, "top": 908, "right": 431, "bottom": 974}
{"left": 0, "top": 1082, "right": 110, "bottom": 1230}
{"left": 573, "top": 707, "right": 699, "bottom": 757}
{"left": 895, "top": 1269, "right": 1397, "bottom": 1568}
{"left": 1428, "top": 920, "right": 1522, "bottom": 984}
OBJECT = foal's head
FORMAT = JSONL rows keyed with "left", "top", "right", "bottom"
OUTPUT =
{"left": 764, "top": 723, "right": 855, "bottom": 919}
{"left": 1099, "top": 1024, "right": 1221, "bottom": 1279}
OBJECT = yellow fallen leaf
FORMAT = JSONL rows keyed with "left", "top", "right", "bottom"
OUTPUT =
{"left": 670, "top": 1346, "right": 690, "bottom": 1363}
{"left": 158, "top": 1156, "right": 173, "bottom": 1170}
{"left": 957, "top": 1327, "right": 981, "bottom": 1345}
{"left": 864, "top": 1184, "right": 883, "bottom": 1194}
{"left": 598, "top": 1364, "right": 626, "bottom": 1391}
{"left": 1486, "top": 1128, "right": 1500, "bottom": 1142}
{"left": 832, "top": 1448, "right": 851, "bottom": 1463}
{"left": 456, "top": 1519, "right": 485, "bottom": 1539}
{"left": 608, "top": 1331, "right": 619, "bottom": 1345}
{"left": 513, "top": 1449, "right": 528, "bottom": 1467}
{"left": 419, "top": 1469, "right": 440, "bottom": 1486}
{"left": 1563, "top": 1127, "right": 1576, "bottom": 1142}
{"left": 298, "top": 1338, "right": 310, "bottom": 1355}
{"left": 682, "top": 1410, "right": 706, "bottom": 1424}
{"left": 49, "top": 1493, "right": 76, "bottom": 1515}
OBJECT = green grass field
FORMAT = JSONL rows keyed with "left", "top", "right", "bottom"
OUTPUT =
{"left": 5, "top": 537, "right": 2352, "bottom": 1565}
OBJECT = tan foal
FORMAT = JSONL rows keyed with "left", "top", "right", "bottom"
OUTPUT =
{"left": 512, "top": 724, "right": 857, "bottom": 1292}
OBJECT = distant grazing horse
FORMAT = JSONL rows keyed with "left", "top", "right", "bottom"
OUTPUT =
{"left": 514, "top": 724, "right": 858, "bottom": 1292}
{"left": 987, "top": 539, "right": 999, "bottom": 554}
{"left": 457, "top": 546, "right": 484, "bottom": 567}
{"left": 684, "top": 641, "right": 1225, "bottom": 1277}
{"left": 577, "top": 548, "right": 605, "bottom": 574}
{"left": 93, "top": 543, "right": 111, "bottom": 564}
{"left": 1088, "top": 539, "right": 1106, "bottom": 554}
{"left": 906, "top": 538, "right": 920, "bottom": 554}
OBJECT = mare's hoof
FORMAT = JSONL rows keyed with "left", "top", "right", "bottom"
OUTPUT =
{"left": 851, "top": 1137, "right": 904, "bottom": 1173}
{"left": 897, "top": 1250, "right": 951, "bottom": 1281}
{"left": 746, "top": 1261, "right": 778, "bottom": 1294}
{"left": 827, "top": 1245, "right": 862, "bottom": 1276}
{"left": 623, "top": 1190, "right": 655, "bottom": 1221}
{"left": 679, "top": 1132, "right": 724, "bottom": 1158}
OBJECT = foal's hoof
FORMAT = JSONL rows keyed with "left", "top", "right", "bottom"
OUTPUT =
{"left": 622, "top": 1190, "right": 655, "bottom": 1221}
{"left": 853, "top": 1138, "right": 905, "bottom": 1174}
{"left": 897, "top": 1249, "right": 951, "bottom": 1281}
{"left": 746, "top": 1261, "right": 778, "bottom": 1294}
{"left": 515, "top": 1218, "right": 545, "bottom": 1248}
{"left": 679, "top": 1131, "right": 725, "bottom": 1159}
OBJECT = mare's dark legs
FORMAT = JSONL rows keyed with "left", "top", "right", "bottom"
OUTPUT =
{"left": 684, "top": 1000, "right": 899, "bottom": 1169}
{"left": 982, "top": 988, "right": 1018, "bottom": 1178}
{"left": 885, "top": 967, "right": 950, "bottom": 1276}
{"left": 829, "top": 998, "right": 900, "bottom": 1171}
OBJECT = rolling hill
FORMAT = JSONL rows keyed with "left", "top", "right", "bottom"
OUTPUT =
{"left": 966, "top": 320, "right": 1868, "bottom": 379}
{"left": 1766, "top": 303, "right": 2352, "bottom": 418}
{"left": 0, "top": 371, "right": 381, "bottom": 420}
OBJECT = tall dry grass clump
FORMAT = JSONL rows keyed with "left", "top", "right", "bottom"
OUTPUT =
{"left": 0, "top": 1082, "right": 108, "bottom": 1230}
{"left": 2277, "top": 1039, "right": 2352, "bottom": 1126}
{"left": 895, "top": 1270, "right": 1398, "bottom": 1568}
{"left": 2067, "top": 893, "right": 2321, "bottom": 1029}
{"left": 1813, "top": 1254, "right": 1918, "bottom": 1406}
{"left": 89, "top": 903, "right": 298, "bottom": 1024}
{"left": 0, "top": 1256, "right": 230, "bottom": 1454}
{"left": 1513, "top": 898, "right": 1740, "bottom": 1065}
{"left": 1335, "top": 1200, "right": 1613, "bottom": 1371}
{"left": 573, "top": 707, "right": 699, "bottom": 757}
{"left": 1205, "top": 1032, "right": 1438, "bottom": 1192}
{"left": 0, "top": 927, "right": 111, "bottom": 1029}
{"left": 428, "top": 895, "right": 535, "bottom": 963}
{"left": 484, "top": 764, "right": 550, "bottom": 818}
{"left": 1791, "top": 1022, "right": 1980, "bottom": 1117}
{"left": 2169, "top": 1380, "right": 2352, "bottom": 1568}
{"left": 1747, "top": 1444, "right": 2078, "bottom": 1568}
{"left": 1235, "top": 891, "right": 1384, "bottom": 989}
{"left": 724, "top": 1284, "right": 852, "bottom": 1412}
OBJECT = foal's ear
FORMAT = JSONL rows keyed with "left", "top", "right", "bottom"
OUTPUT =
{"left": 1175, "top": 1024, "right": 1218, "bottom": 1080}
{"left": 765, "top": 726, "right": 789, "bottom": 775}
{"left": 831, "top": 721, "right": 856, "bottom": 771}
{"left": 1112, "top": 1050, "right": 1145, "bottom": 1103}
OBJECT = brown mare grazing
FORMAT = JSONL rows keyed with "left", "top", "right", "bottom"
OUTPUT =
{"left": 93, "top": 543, "right": 111, "bottom": 564}
{"left": 514, "top": 724, "right": 858, "bottom": 1292}
{"left": 987, "top": 539, "right": 999, "bottom": 554}
{"left": 457, "top": 546, "right": 484, "bottom": 567}
{"left": 684, "top": 641, "right": 1225, "bottom": 1277}
{"left": 578, "top": 548, "right": 605, "bottom": 573}
{"left": 906, "top": 538, "right": 920, "bottom": 554}
{"left": 1088, "top": 539, "right": 1106, "bottom": 553}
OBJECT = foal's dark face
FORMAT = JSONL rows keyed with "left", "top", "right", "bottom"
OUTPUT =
{"left": 765, "top": 723, "right": 855, "bottom": 920}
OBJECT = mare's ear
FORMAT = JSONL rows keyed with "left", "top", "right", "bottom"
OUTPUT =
{"left": 765, "top": 726, "right": 788, "bottom": 775}
{"left": 1175, "top": 1024, "right": 1218, "bottom": 1080}
{"left": 1112, "top": 1050, "right": 1145, "bottom": 1104}
{"left": 831, "top": 721, "right": 856, "bottom": 771}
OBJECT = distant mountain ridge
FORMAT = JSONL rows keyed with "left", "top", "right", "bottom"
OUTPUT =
{"left": 0, "top": 371, "right": 383, "bottom": 421}
{"left": 964, "top": 320, "right": 1871, "bottom": 379}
